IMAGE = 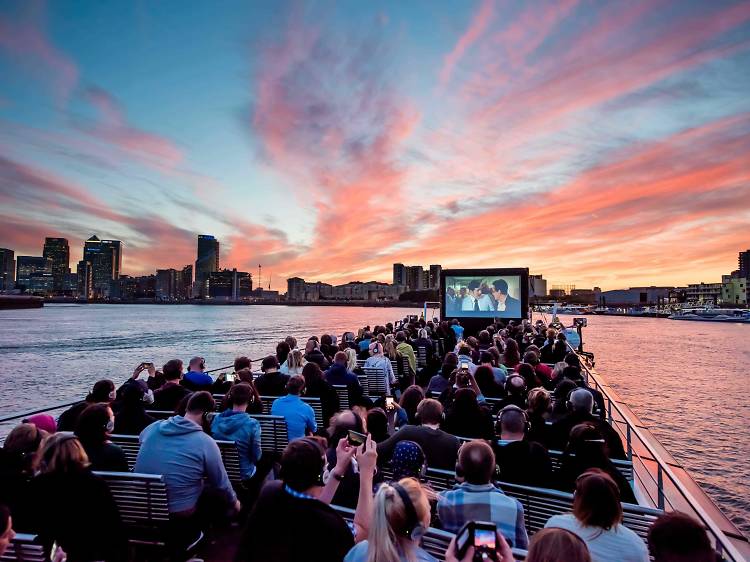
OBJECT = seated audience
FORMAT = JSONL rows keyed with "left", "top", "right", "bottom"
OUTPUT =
{"left": 30, "top": 433, "right": 127, "bottom": 562}
{"left": 517, "top": 362, "right": 542, "bottom": 390}
{"left": 325, "top": 351, "right": 366, "bottom": 406}
{"left": 545, "top": 468, "right": 648, "bottom": 562}
{"left": 57, "top": 379, "right": 115, "bottom": 431}
{"left": 557, "top": 423, "right": 636, "bottom": 504}
{"left": 443, "top": 388, "right": 494, "bottom": 440}
{"left": 493, "top": 405, "right": 553, "bottom": 488}
{"left": 526, "top": 387, "right": 551, "bottom": 446}
{"left": 364, "top": 341, "right": 398, "bottom": 395}
{"left": 437, "top": 440, "right": 528, "bottom": 549}
{"left": 480, "top": 351, "right": 507, "bottom": 384}
{"left": 326, "top": 410, "right": 366, "bottom": 508}
{"left": 222, "top": 371, "right": 263, "bottom": 414}
{"left": 182, "top": 356, "right": 214, "bottom": 391}
{"left": 0, "top": 505, "right": 14, "bottom": 558}
{"left": 502, "top": 339, "right": 521, "bottom": 369}
{"left": 474, "top": 365, "right": 505, "bottom": 398}
{"left": 648, "top": 511, "right": 717, "bottom": 562}
{"left": 254, "top": 356, "right": 290, "bottom": 396}
{"left": 113, "top": 380, "right": 155, "bottom": 435}
{"left": 320, "top": 333, "right": 339, "bottom": 363}
{"left": 390, "top": 441, "right": 427, "bottom": 482}
{"left": 270, "top": 375, "right": 317, "bottom": 440}
{"left": 497, "top": 374, "right": 528, "bottom": 409}
{"left": 455, "top": 345, "right": 477, "bottom": 375}
{"left": 526, "top": 528, "right": 592, "bottom": 562}
{"left": 304, "top": 338, "right": 330, "bottom": 370}
{"left": 377, "top": 399, "right": 461, "bottom": 470}
{"left": 397, "top": 385, "right": 425, "bottom": 427}
{"left": 366, "top": 408, "right": 390, "bottom": 443}
{"left": 235, "top": 437, "right": 356, "bottom": 561}
{"left": 524, "top": 350, "right": 553, "bottom": 389}
{"left": 23, "top": 414, "right": 56, "bottom": 435}
{"left": 426, "top": 357, "right": 457, "bottom": 396}
{"left": 0, "top": 423, "right": 46, "bottom": 532}
{"left": 280, "top": 348, "right": 306, "bottom": 375}
{"left": 135, "top": 391, "right": 239, "bottom": 555}
{"left": 302, "top": 362, "right": 340, "bottom": 427}
{"left": 345, "top": 478, "right": 436, "bottom": 562}
{"left": 75, "top": 403, "right": 128, "bottom": 472}
{"left": 275, "top": 342, "right": 291, "bottom": 367}
{"left": 395, "top": 331, "right": 417, "bottom": 376}
{"left": 152, "top": 359, "right": 191, "bottom": 411}
{"left": 211, "top": 383, "right": 262, "bottom": 501}
{"left": 562, "top": 366, "right": 607, "bottom": 420}
{"left": 550, "top": 389, "right": 626, "bottom": 459}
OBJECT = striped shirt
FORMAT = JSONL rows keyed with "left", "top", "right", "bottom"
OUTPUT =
{"left": 437, "top": 482, "right": 528, "bottom": 549}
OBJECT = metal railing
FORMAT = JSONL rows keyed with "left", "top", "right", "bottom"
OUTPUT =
{"left": 576, "top": 351, "right": 747, "bottom": 561}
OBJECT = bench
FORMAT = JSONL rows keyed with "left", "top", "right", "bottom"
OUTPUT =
{"left": 110, "top": 433, "right": 140, "bottom": 470}
{"left": 93, "top": 471, "right": 170, "bottom": 547}
{"left": 422, "top": 468, "right": 661, "bottom": 544}
{"left": 248, "top": 414, "right": 289, "bottom": 454}
{"left": 332, "top": 384, "right": 350, "bottom": 411}
{"left": 145, "top": 410, "right": 172, "bottom": 420}
{"left": 417, "top": 346, "right": 428, "bottom": 368}
{"left": 259, "top": 395, "right": 323, "bottom": 428}
{"left": 547, "top": 449, "right": 634, "bottom": 482}
{"left": 362, "top": 367, "right": 389, "bottom": 396}
{"left": 0, "top": 534, "right": 45, "bottom": 562}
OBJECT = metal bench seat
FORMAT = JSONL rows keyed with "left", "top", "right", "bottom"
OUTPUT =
{"left": 332, "top": 384, "right": 350, "bottom": 411}
{"left": 362, "top": 367, "right": 389, "bottom": 397}
{"left": 259, "top": 395, "right": 324, "bottom": 428}
{"left": 248, "top": 414, "right": 289, "bottom": 454}
{"left": 0, "top": 534, "right": 45, "bottom": 562}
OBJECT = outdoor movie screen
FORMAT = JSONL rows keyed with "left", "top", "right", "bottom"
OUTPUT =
{"left": 444, "top": 274, "right": 522, "bottom": 318}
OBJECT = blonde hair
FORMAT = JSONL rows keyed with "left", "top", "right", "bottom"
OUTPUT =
{"left": 344, "top": 348, "right": 358, "bottom": 371}
{"left": 287, "top": 349, "right": 305, "bottom": 371}
{"left": 384, "top": 337, "right": 400, "bottom": 361}
{"left": 4, "top": 423, "right": 46, "bottom": 474}
{"left": 39, "top": 433, "right": 90, "bottom": 474}
{"left": 367, "top": 478, "right": 430, "bottom": 562}
{"left": 527, "top": 387, "right": 551, "bottom": 416}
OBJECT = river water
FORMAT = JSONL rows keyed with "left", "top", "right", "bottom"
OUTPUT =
{"left": 0, "top": 304, "right": 747, "bottom": 534}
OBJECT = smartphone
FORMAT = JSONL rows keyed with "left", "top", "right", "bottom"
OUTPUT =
{"left": 225, "top": 373, "right": 236, "bottom": 383}
{"left": 385, "top": 396, "right": 394, "bottom": 410}
{"left": 473, "top": 522, "right": 497, "bottom": 550}
{"left": 460, "top": 361, "right": 469, "bottom": 371}
{"left": 347, "top": 430, "right": 367, "bottom": 447}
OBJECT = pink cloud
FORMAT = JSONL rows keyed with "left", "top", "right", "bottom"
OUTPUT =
{"left": 439, "top": 0, "right": 494, "bottom": 87}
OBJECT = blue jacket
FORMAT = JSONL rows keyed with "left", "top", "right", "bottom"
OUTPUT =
{"left": 271, "top": 394, "right": 317, "bottom": 441}
{"left": 135, "top": 416, "right": 236, "bottom": 512}
{"left": 211, "top": 410, "right": 262, "bottom": 480}
{"left": 182, "top": 370, "right": 213, "bottom": 390}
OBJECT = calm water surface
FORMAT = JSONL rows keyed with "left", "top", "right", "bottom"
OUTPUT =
{"left": 0, "top": 305, "right": 747, "bottom": 534}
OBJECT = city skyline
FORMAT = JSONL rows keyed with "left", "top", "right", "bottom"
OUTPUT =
{"left": 1, "top": 1, "right": 749, "bottom": 291}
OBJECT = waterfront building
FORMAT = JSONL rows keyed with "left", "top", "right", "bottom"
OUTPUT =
{"left": 76, "top": 260, "right": 93, "bottom": 300}
{"left": 15, "top": 256, "right": 52, "bottom": 294}
{"left": 392, "top": 263, "right": 406, "bottom": 286}
{"left": 0, "top": 248, "right": 14, "bottom": 290}
{"left": 195, "top": 235, "right": 219, "bottom": 298}
{"left": 529, "top": 274, "right": 547, "bottom": 298}
{"left": 42, "top": 237, "right": 70, "bottom": 293}
{"left": 83, "top": 236, "right": 122, "bottom": 299}
{"left": 429, "top": 265, "right": 442, "bottom": 289}
{"left": 331, "top": 281, "right": 401, "bottom": 301}
{"left": 570, "top": 287, "right": 601, "bottom": 304}
{"left": 686, "top": 282, "right": 723, "bottom": 305}
{"left": 721, "top": 275, "right": 747, "bottom": 306}
{"left": 252, "top": 287, "right": 280, "bottom": 300}
{"left": 208, "top": 269, "right": 251, "bottom": 300}
{"left": 406, "top": 265, "right": 424, "bottom": 291}
{"left": 177, "top": 265, "right": 193, "bottom": 300}
{"left": 599, "top": 286, "right": 674, "bottom": 307}
{"left": 155, "top": 269, "right": 177, "bottom": 301}
{"left": 287, "top": 277, "right": 306, "bottom": 301}
{"left": 739, "top": 249, "right": 750, "bottom": 278}
{"left": 62, "top": 272, "right": 78, "bottom": 294}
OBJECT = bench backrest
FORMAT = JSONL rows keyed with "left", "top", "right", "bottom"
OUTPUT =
{"left": 248, "top": 414, "right": 289, "bottom": 453}
{"left": 110, "top": 433, "right": 140, "bottom": 471}
{"left": 94, "top": 471, "right": 170, "bottom": 537}
{"left": 362, "top": 367, "right": 388, "bottom": 396}
{"left": 145, "top": 410, "right": 172, "bottom": 420}
{"left": 260, "top": 395, "right": 323, "bottom": 427}
{"left": 332, "top": 384, "right": 350, "bottom": 411}
{"left": 0, "top": 534, "right": 45, "bottom": 562}
{"left": 216, "top": 440, "right": 243, "bottom": 484}
{"left": 417, "top": 346, "right": 428, "bottom": 367}
{"left": 547, "top": 450, "right": 634, "bottom": 481}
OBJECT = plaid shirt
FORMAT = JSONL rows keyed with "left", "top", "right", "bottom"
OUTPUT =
{"left": 437, "top": 482, "right": 528, "bottom": 549}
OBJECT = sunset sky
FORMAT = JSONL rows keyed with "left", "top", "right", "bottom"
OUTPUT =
{"left": 1, "top": 0, "right": 749, "bottom": 291}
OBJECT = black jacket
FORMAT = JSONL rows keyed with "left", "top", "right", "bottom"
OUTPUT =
{"left": 235, "top": 481, "right": 353, "bottom": 562}
{"left": 114, "top": 404, "right": 155, "bottom": 436}
{"left": 377, "top": 425, "right": 461, "bottom": 471}
{"left": 493, "top": 439, "right": 553, "bottom": 489}
{"left": 304, "top": 349, "right": 330, "bottom": 370}
{"left": 550, "top": 411, "right": 627, "bottom": 459}
{"left": 304, "top": 379, "right": 340, "bottom": 428}
{"left": 255, "top": 371, "right": 290, "bottom": 397}
{"left": 152, "top": 381, "right": 191, "bottom": 412}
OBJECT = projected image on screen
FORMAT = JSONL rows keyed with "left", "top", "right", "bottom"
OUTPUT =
{"left": 445, "top": 275, "right": 522, "bottom": 318}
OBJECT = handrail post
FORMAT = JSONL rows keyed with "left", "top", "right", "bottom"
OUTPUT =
{"left": 657, "top": 464, "right": 665, "bottom": 510}
{"left": 626, "top": 423, "right": 632, "bottom": 462}
{"left": 607, "top": 398, "right": 612, "bottom": 424}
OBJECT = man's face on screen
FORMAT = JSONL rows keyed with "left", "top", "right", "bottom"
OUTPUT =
{"left": 493, "top": 290, "right": 507, "bottom": 303}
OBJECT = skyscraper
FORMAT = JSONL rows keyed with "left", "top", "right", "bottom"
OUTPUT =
{"left": 155, "top": 269, "right": 177, "bottom": 300}
{"left": 43, "top": 237, "right": 70, "bottom": 293}
{"left": 76, "top": 260, "right": 93, "bottom": 300}
{"left": 739, "top": 249, "right": 750, "bottom": 278}
{"left": 195, "top": 235, "right": 219, "bottom": 298}
{"left": 16, "top": 256, "right": 52, "bottom": 293}
{"left": 176, "top": 264, "right": 193, "bottom": 299}
{"left": 83, "top": 236, "right": 122, "bottom": 298}
{"left": 429, "top": 265, "right": 442, "bottom": 289}
{"left": 393, "top": 263, "right": 406, "bottom": 286}
{"left": 0, "top": 248, "right": 14, "bottom": 291}
{"left": 406, "top": 265, "right": 424, "bottom": 291}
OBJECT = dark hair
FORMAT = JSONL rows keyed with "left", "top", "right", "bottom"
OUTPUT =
{"left": 473, "top": 366, "right": 499, "bottom": 396}
{"left": 301, "top": 362, "right": 323, "bottom": 387}
{"left": 366, "top": 408, "right": 389, "bottom": 443}
{"left": 75, "top": 403, "right": 111, "bottom": 448}
{"left": 523, "top": 350, "right": 540, "bottom": 365}
{"left": 416, "top": 398, "right": 443, "bottom": 426}
{"left": 186, "top": 391, "right": 215, "bottom": 415}
{"left": 573, "top": 468, "right": 622, "bottom": 530}
{"left": 276, "top": 341, "right": 291, "bottom": 365}
{"left": 477, "top": 330, "right": 491, "bottom": 345}
{"left": 236, "top": 367, "right": 254, "bottom": 384}
{"left": 334, "top": 351, "right": 348, "bottom": 365}
{"left": 87, "top": 379, "right": 114, "bottom": 403}
{"left": 503, "top": 339, "right": 520, "bottom": 367}
{"left": 162, "top": 359, "right": 183, "bottom": 381}
{"left": 227, "top": 383, "right": 256, "bottom": 407}
{"left": 280, "top": 437, "right": 325, "bottom": 492}
{"left": 399, "top": 385, "right": 425, "bottom": 424}
{"left": 479, "top": 351, "right": 494, "bottom": 365}
{"left": 492, "top": 279, "right": 509, "bottom": 294}
{"left": 565, "top": 352, "right": 581, "bottom": 368}
{"left": 562, "top": 365, "right": 582, "bottom": 381}
{"left": 234, "top": 356, "right": 251, "bottom": 372}
{"left": 395, "top": 331, "right": 406, "bottom": 343}
{"left": 261, "top": 355, "right": 279, "bottom": 372}
{"left": 449, "top": 387, "right": 482, "bottom": 420}
{"left": 286, "top": 375, "right": 305, "bottom": 395}
{"left": 0, "top": 504, "right": 10, "bottom": 538}
{"left": 467, "top": 279, "right": 480, "bottom": 291}
{"left": 517, "top": 363, "right": 540, "bottom": 389}
{"left": 321, "top": 334, "right": 333, "bottom": 346}
{"left": 527, "top": 528, "right": 592, "bottom": 562}
{"left": 458, "top": 440, "right": 495, "bottom": 484}
{"left": 648, "top": 512, "right": 715, "bottom": 562}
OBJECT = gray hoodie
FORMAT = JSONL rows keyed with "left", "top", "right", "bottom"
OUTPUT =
{"left": 135, "top": 415, "right": 237, "bottom": 513}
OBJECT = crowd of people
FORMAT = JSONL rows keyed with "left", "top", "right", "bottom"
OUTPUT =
{"left": 0, "top": 317, "right": 724, "bottom": 562}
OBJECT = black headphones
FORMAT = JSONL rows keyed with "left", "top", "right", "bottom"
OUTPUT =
{"left": 391, "top": 482, "right": 424, "bottom": 539}
{"left": 20, "top": 422, "right": 43, "bottom": 460}
{"left": 504, "top": 374, "right": 527, "bottom": 393}
{"left": 498, "top": 404, "right": 530, "bottom": 434}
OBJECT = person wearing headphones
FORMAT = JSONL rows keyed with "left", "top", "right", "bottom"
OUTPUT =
{"left": 437, "top": 440, "right": 529, "bottom": 549}
{"left": 497, "top": 374, "right": 528, "bottom": 410}
{"left": 182, "top": 356, "right": 213, "bottom": 391}
{"left": 492, "top": 405, "right": 553, "bottom": 489}
{"left": 344, "top": 477, "right": 436, "bottom": 562}
{"left": 364, "top": 341, "right": 397, "bottom": 395}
